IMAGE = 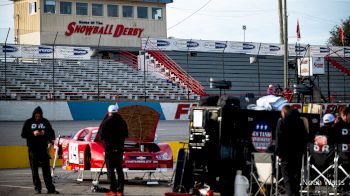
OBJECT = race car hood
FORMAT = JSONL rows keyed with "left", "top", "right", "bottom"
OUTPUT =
{"left": 118, "top": 105, "right": 160, "bottom": 143}
{"left": 119, "top": 105, "right": 160, "bottom": 142}
{"left": 95, "top": 105, "right": 160, "bottom": 143}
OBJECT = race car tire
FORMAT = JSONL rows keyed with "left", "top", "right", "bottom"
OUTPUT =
{"left": 85, "top": 147, "right": 91, "bottom": 170}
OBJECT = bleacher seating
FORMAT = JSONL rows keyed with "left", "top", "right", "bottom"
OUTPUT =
{"left": 0, "top": 58, "right": 200, "bottom": 101}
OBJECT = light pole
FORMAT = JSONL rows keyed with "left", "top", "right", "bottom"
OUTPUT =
{"left": 283, "top": 0, "right": 288, "bottom": 89}
{"left": 96, "top": 33, "right": 102, "bottom": 101}
{"left": 4, "top": 28, "right": 10, "bottom": 99}
{"left": 143, "top": 37, "right": 150, "bottom": 102}
{"left": 242, "top": 25, "right": 246, "bottom": 42}
{"left": 16, "top": 14, "right": 20, "bottom": 44}
{"left": 52, "top": 32, "right": 58, "bottom": 101}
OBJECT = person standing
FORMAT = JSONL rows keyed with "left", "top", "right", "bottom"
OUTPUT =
{"left": 267, "top": 84, "right": 274, "bottom": 95}
{"left": 315, "top": 113, "right": 337, "bottom": 146}
{"left": 275, "top": 105, "right": 307, "bottom": 196}
{"left": 311, "top": 113, "right": 337, "bottom": 180}
{"left": 100, "top": 105, "right": 128, "bottom": 196}
{"left": 275, "top": 84, "right": 283, "bottom": 96}
{"left": 334, "top": 107, "right": 350, "bottom": 192}
{"left": 335, "top": 107, "right": 350, "bottom": 145}
{"left": 21, "top": 106, "right": 59, "bottom": 194}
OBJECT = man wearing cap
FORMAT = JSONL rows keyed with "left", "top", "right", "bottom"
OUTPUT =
{"left": 312, "top": 113, "right": 337, "bottom": 174}
{"left": 100, "top": 105, "right": 128, "bottom": 196}
{"left": 315, "top": 113, "right": 337, "bottom": 146}
{"left": 21, "top": 106, "right": 59, "bottom": 194}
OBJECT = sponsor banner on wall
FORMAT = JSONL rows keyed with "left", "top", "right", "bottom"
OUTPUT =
{"left": 259, "top": 43, "right": 283, "bottom": 56}
{"left": 0, "top": 44, "right": 92, "bottom": 59}
{"left": 141, "top": 38, "right": 350, "bottom": 57}
{"left": 160, "top": 102, "right": 198, "bottom": 120}
{"left": 288, "top": 44, "right": 308, "bottom": 57}
{"left": 298, "top": 57, "right": 325, "bottom": 76}
{"left": 310, "top": 45, "right": 330, "bottom": 57}
{"left": 55, "top": 46, "right": 92, "bottom": 59}
{"left": 0, "top": 44, "right": 21, "bottom": 58}
{"left": 202, "top": 41, "right": 228, "bottom": 52}
{"left": 227, "top": 42, "right": 260, "bottom": 54}
{"left": 311, "top": 57, "right": 325, "bottom": 75}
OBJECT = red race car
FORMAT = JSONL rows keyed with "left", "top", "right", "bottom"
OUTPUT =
{"left": 55, "top": 105, "right": 173, "bottom": 181}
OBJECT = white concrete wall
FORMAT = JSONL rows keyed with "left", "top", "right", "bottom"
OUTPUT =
{"left": 0, "top": 101, "right": 73, "bottom": 121}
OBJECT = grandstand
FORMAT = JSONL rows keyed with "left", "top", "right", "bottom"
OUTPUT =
{"left": 164, "top": 51, "right": 350, "bottom": 102}
{"left": 0, "top": 57, "right": 200, "bottom": 101}
{"left": 1, "top": 41, "right": 350, "bottom": 103}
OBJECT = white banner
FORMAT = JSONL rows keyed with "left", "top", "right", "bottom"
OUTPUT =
{"left": 298, "top": 57, "right": 311, "bottom": 76}
{"left": 0, "top": 44, "right": 92, "bottom": 59}
{"left": 298, "top": 57, "right": 325, "bottom": 76}
{"left": 142, "top": 38, "right": 350, "bottom": 57}
{"left": 298, "top": 57, "right": 312, "bottom": 76}
{"left": 0, "top": 45, "right": 21, "bottom": 58}
{"left": 311, "top": 57, "right": 325, "bottom": 75}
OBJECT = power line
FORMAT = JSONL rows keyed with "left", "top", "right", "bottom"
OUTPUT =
{"left": 170, "top": 9, "right": 273, "bottom": 19}
{"left": 168, "top": 0, "right": 213, "bottom": 31}
{"left": 168, "top": 6, "right": 274, "bottom": 13}
{"left": 289, "top": 10, "right": 340, "bottom": 24}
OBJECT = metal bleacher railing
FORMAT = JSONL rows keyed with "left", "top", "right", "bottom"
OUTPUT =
{"left": 143, "top": 41, "right": 206, "bottom": 97}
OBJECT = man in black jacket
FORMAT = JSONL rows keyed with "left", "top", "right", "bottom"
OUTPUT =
{"left": 334, "top": 107, "right": 350, "bottom": 192}
{"left": 21, "top": 106, "right": 59, "bottom": 194}
{"left": 315, "top": 113, "right": 337, "bottom": 146}
{"left": 276, "top": 105, "right": 307, "bottom": 196}
{"left": 100, "top": 105, "right": 128, "bottom": 196}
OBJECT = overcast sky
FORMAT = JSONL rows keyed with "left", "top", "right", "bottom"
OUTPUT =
{"left": 0, "top": 0, "right": 349, "bottom": 45}
{"left": 166, "top": 0, "right": 349, "bottom": 45}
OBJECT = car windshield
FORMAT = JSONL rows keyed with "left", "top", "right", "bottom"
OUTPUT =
{"left": 77, "top": 129, "right": 89, "bottom": 141}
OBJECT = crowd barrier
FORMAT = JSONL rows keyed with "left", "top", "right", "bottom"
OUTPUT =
{"left": 0, "top": 101, "right": 198, "bottom": 121}
{"left": 1, "top": 101, "right": 349, "bottom": 121}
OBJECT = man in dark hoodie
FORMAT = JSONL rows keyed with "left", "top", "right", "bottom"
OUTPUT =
{"left": 21, "top": 106, "right": 59, "bottom": 194}
{"left": 276, "top": 105, "right": 307, "bottom": 196}
{"left": 100, "top": 105, "right": 128, "bottom": 196}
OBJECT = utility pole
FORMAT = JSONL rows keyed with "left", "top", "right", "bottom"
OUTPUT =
{"left": 278, "top": 0, "right": 284, "bottom": 44}
{"left": 283, "top": 0, "right": 288, "bottom": 89}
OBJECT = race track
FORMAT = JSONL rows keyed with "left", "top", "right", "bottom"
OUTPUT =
{"left": 0, "top": 120, "right": 189, "bottom": 146}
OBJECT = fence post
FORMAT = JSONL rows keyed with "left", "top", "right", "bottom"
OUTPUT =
{"left": 4, "top": 28, "right": 10, "bottom": 99}
{"left": 52, "top": 32, "right": 58, "bottom": 101}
